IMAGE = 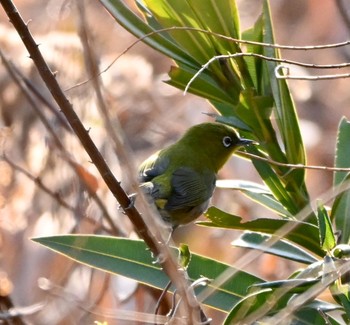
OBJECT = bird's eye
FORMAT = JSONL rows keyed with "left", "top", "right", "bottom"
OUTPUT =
{"left": 222, "top": 136, "right": 232, "bottom": 148}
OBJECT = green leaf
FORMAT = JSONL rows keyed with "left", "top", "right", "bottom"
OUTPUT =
{"left": 233, "top": 232, "right": 318, "bottom": 264}
{"left": 141, "top": 0, "right": 244, "bottom": 89}
{"left": 166, "top": 65, "right": 239, "bottom": 104}
{"left": 292, "top": 302, "right": 343, "bottom": 325}
{"left": 247, "top": 147, "right": 303, "bottom": 216}
{"left": 32, "top": 235, "right": 262, "bottom": 312}
{"left": 212, "top": 114, "right": 253, "bottom": 132}
{"left": 317, "top": 201, "right": 336, "bottom": 252}
{"left": 330, "top": 281, "right": 350, "bottom": 322}
{"left": 201, "top": 207, "right": 323, "bottom": 256}
{"left": 251, "top": 278, "right": 319, "bottom": 293}
{"left": 178, "top": 243, "right": 191, "bottom": 269}
{"left": 216, "top": 179, "right": 293, "bottom": 217}
{"left": 216, "top": 179, "right": 270, "bottom": 194}
{"left": 261, "top": 1, "right": 307, "bottom": 196}
{"left": 261, "top": 1, "right": 305, "bottom": 166}
{"left": 331, "top": 117, "right": 350, "bottom": 243}
{"left": 142, "top": 0, "right": 217, "bottom": 64}
{"left": 223, "top": 289, "right": 282, "bottom": 324}
{"left": 241, "top": 15, "right": 264, "bottom": 91}
{"left": 225, "top": 282, "right": 341, "bottom": 324}
{"left": 334, "top": 117, "right": 350, "bottom": 186}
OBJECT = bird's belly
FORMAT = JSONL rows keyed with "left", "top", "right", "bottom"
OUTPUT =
{"left": 160, "top": 199, "right": 210, "bottom": 227}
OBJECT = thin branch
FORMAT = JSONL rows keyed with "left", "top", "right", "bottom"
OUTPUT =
{"left": 66, "top": 24, "right": 350, "bottom": 92}
{"left": 275, "top": 64, "right": 350, "bottom": 80}
{"left": 237, "top": 150, "right": 350, "bottom": 172}
{"left": 75, "top": 1, "right": 136, "bottom": 184}
{"left": 0, "top": 0, "right": 201, "bottom": 322}
{"left": 118, "top": 26, "right": 350, "bottom": 51}
{"left": 0, "top": 297, "right": 44, "bottom": 322}
{"left": 184, "top": 52, "right": 350, "bottom": 94}
{"left": 0, "top": 0, "right": 150, "bottom": 261}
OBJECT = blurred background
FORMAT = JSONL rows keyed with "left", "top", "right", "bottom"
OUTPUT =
{"left": 0, "top": 0, "right": 350, "bottom": 323}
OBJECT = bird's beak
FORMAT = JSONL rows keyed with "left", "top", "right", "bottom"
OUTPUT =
{"left": 238, "top": 138, "right": 257, "bottom": 146}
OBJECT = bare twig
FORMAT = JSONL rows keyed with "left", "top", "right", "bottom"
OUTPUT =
{"left": 111, "top": 25, "right": 349, "bottom": 51}
{"left": 237, "top": 150, "right": 350, "bottom": 172}
{"left": 66, "top": 23, "right": 350, "bottom": 91}
{"left": 0, "top": 0, "right": 202, "bottom": 322}
{"left": 184, "top": 52, "right": 350, "bottom": 94}
{"left": 0, "top": 296, "right": 44, "bottom": 322}
{"left": 275, "top": 64, "right": 350, "bottom": 80}
{"left": 75, "top": 1, "right": 136, "bottom": 184}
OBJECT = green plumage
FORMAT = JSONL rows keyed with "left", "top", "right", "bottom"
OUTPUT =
{"left": 138, "top": 123, "right": 253, "bottom": 228}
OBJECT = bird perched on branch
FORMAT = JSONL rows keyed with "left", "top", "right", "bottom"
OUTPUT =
{"left": 139, "top": 122, "right": 254, "bottom": 233}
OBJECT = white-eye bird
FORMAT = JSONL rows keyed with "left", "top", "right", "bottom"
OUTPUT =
{"left": 138, "top": 122, "right": 254, "bottom": 231}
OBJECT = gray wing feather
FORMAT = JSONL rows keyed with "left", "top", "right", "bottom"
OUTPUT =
{"left": 166, "top": 167, "right": 216, "bottom": 210}
{"left": 139, "top": 155, "right": 169, "bottom": 183}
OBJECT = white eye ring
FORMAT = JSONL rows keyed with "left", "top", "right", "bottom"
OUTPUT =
{"left": 222, "top": 136, "right": 232, "bottom": 148}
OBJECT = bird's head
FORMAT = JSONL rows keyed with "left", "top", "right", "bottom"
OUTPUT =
{"left": 179, "top": 123, "right": 255, "bottom": 172}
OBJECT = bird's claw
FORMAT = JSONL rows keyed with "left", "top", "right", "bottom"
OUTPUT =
{"left": 123, "top": 193, "right": 137, "bottom": 212}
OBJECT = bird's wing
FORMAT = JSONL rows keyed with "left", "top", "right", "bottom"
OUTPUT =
{"left": 138, "top": 152, "right": 169, "bottom": 183}
{"left": 165, "top": 167, "right": 216, "bottom": 210}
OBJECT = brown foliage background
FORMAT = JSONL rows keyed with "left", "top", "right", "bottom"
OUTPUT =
{"left": 0, "top": 0, "right": 350, "bottom": 323}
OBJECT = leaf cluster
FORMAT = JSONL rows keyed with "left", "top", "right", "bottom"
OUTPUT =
{"left": 33, "top": 0, "right": 350, "bottom": 323}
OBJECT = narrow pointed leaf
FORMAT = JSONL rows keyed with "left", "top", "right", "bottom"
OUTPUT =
{"left": 293, "top": 304, "right": 343, "bottom": 325}
{"left": 233, "top": 232, "right": 318, "bottom": 264}
{"left": 261, "top": 1, "right": 307, "bottom": 198}
{"left": 223, "top": 289, "right": 284, "bottom": 324}
{"left": 332, "top": 117, "right": 350, "bottom": 244}
{"left": 212, "top": 114, "right": 253, "bottom": 132}
{"left": 317, "top": 202, "right": 336, "bottom": 252}
{"left": 262, "top": 1, "right": 306, "bottom": 168}
{"left": 167, "top": 65, "right": 238, "bottom": 104}
{"left": 334, "top": 117, "right": 350, "bottom": 186}
{"left": 201, "top": 207, "right": 323, "bottom": 256}
{"left": 251, "top": 278, "right": 319, "bottom": 293}
{"left": 142, "top": 0, "right": 222, "bottom": 74}
{"left": 248, "top": 146, "right": 301, "bottom": 216}
{"left": 216, "top": 179, "right": 293, "bottom": 217}
{"left": 32, "top": 235, "right": 262, "bottom": 312}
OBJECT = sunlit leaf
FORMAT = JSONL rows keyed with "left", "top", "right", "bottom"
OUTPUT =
{"left": 201, "top": 207, "right": 323, "bottom": 256}
{"left": 332, "top": 117, "right": 350, "bottom": 244}
{"left": 233, "top": 232, "right": 318, "bottom": 264}
{"left": 32, "top": 235, "right": 262, "bottom": 312}
{"left": 317, "top": 201, "right": 336, "bottom": 252}
{"left": 216, "top": 179, "right": 292, "bottom": 217}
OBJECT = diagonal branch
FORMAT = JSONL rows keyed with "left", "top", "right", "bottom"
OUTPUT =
{"left": 0, "top": 0, "right": 203, "bottom": 322}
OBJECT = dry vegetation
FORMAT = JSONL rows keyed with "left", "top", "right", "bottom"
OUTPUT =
{"left": 0, "top": 0, "right": 350, "bottom": 323}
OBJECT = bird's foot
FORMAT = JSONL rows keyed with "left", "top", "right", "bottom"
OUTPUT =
{"left": 123, "top": 193, "right": 137, "bottom": 211}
